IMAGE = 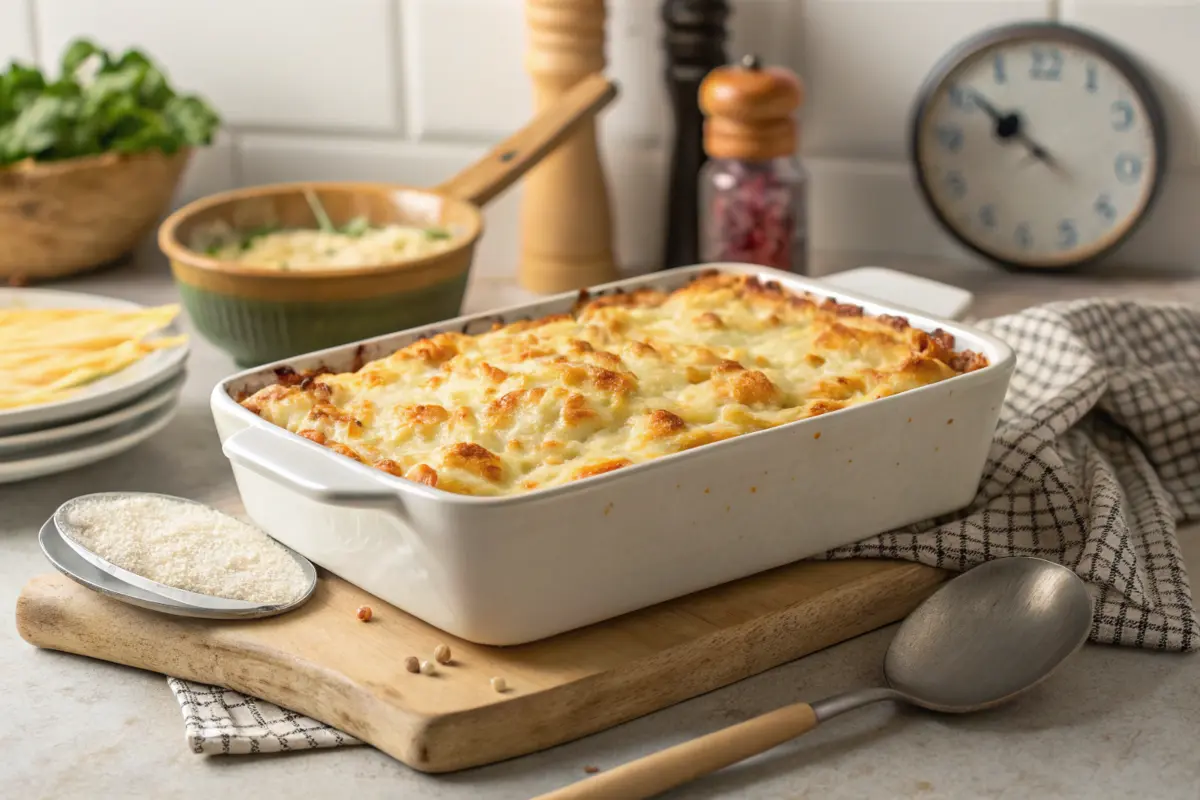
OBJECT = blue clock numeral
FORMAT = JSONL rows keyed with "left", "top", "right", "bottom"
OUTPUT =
{"left": 1085, "top": 63, "right": 1099, "bottom": 93}
{"left": 948, "top": 84, "right": 974, "bottom": 110}
{"left": 1111, "top": 100, "right": 1135, "bottom": 131}
{"left": 993, "top": 55, "right": 1007, "bottom": 84}
{"left": 1015, "top": 223, "right": 1033, "bottom": 250}
{"left": 1030, "top": 47, "right": 1063, "bottom": 81}
{"left": 936, "top": 124, "right": 964, "bottom": 152}
{"left": 979, "top": 204, "right": 997, "bottom": 229}
{"left": 945, "top": 170, "right": 967, "bottom": 198}
{"left": 1058, "top": 219, "right": 1078, "bottom": 249}
{"left": 1115, "top": 153, "right": 1143, "bottom": 184}
{"left": 1095, "top": 194, "right": 1117, "bottom": 222}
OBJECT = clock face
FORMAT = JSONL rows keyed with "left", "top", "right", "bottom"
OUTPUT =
{"left": 912, "top": 24, "right": 1166, "bottom": 269}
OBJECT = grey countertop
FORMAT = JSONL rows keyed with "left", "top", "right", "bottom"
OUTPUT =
{"left": 3, "top": 251, "right": 1199, "bottom": 800}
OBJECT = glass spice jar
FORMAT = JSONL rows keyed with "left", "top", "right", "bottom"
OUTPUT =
{"left": 698, "top": 55, "right": 808, "bottom": 274}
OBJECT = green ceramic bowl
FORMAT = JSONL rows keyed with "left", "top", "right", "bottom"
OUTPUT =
{"left": 158, "top": 181, "right": 483, "bottom": 367}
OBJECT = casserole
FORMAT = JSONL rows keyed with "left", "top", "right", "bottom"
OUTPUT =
{"left": 212, "top": 264, "right": 1015, "bottom": 645}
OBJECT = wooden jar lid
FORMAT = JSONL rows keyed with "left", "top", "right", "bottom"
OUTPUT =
{"left": 699, "top": 55, "right": 804, "bottom": 160}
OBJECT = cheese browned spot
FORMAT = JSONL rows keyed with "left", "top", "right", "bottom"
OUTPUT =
{"left": 572, "top": 458, "right": 632, "bottom": 480}
{"left": 444, "top": 442, "right": 504, "bottom": 482}
{"left": 645, "top": 409, "right": 686, "bottom": 438}
{"left": 327, "top": 443, "right": 361, "bottom": 462}
{"left": 562, "top": 393, "right": 597, "bottom": 426}
{"left": 406, "top": 463, "right": 438, "bottom": 487}
{"left": 626, "top": 341, "right": 658, "bottom": 358}
{"left": 241, "top": 272, "right": 988, "bottom": 496}
{"left": 375, "top": 459, "right": 406, "bottom": 477}
{"left": 486, "top": 390, "right": 525, "bottom": 422}
{"left": 405, "top": 404, "right": 449, "bottom": 426}
{"left": 480, "top": 362, "right": 508, "bottom": 383}
{"left": 403, "top": 335, "right": 458, "bottom": 365}
{"left": 718, "top": 369, "right": 781, "bottom": 406}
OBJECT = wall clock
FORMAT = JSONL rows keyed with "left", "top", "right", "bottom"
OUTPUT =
{"left": 909, "top": 22, "right": 1167, "bottom": 271}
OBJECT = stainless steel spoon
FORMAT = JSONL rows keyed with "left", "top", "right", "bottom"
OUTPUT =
{"left": 44, "top": 492, "right": 316, "bottom": 619}
{"left": 535, "top": 556, "right": 1094, "bottom": 800}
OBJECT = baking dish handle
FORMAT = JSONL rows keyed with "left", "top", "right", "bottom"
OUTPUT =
{"left": 818, "top": 267, "right": 973, "bottom": 320}
{"left": 222, "top": 425, "right": 400, "bottom": 510}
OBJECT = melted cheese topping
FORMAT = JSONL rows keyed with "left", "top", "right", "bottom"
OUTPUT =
{"left": 241, "top": 272, "right": 989, "bottom": 496}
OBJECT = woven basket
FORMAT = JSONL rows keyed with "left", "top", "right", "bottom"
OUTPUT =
{"left": 0, "top": 148, "right": 192, "bottom": 282}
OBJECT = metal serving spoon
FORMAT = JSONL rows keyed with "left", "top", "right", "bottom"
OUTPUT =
{"left": 43, "top": 492, "right": 316, "bottom": 619}
{"left": 535, "top": 556, "right": 1094, "bottom": 800}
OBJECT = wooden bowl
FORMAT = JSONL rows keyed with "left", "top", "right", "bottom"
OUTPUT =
{"left": 0, "top": 149, "right": 192, "bottom": 282}
{"left": 158, "top": 182, "right": 484, "bottom": 366}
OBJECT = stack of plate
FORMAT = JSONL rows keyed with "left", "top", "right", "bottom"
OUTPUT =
{"left": 0, "top": 288, "right": 189, "bottom": 485}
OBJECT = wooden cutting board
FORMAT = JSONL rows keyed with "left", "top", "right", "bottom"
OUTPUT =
{"left": 16, "top": 559, "right": 946, "bottom": 773}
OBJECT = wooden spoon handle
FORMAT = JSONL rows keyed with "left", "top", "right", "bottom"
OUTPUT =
{"left": 532, "top": 701, "right": 819, "bottom": 800}
{"left": 434, "top": 73, "right": 618, "bottom": 207}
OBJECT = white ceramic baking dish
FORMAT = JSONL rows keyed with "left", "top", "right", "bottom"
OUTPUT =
{"left": 211, "top": 264, "right": 1015, "bottom": 645}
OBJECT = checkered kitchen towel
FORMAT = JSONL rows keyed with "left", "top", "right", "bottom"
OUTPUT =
{"left": 169, "top": 298, "right": 1200, "bottom": 755}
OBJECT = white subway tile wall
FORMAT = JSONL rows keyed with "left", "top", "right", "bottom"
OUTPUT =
{"left": 5, "top": 0, "right": 1197, "bottom": 273}
{"left": 0, "top": 2, "right": 34, "bottom": 66}
{"left": 798, "top": 0, "right": 1052, "bottom": 159}
{"left": 36, "top": 0, "right": 400, "bottom": 131}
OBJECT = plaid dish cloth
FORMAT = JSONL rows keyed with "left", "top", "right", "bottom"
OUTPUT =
{"left": 169, "top": 298, "right": 1200, "bottom": 755}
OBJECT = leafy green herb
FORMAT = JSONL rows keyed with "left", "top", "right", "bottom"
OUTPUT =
{"left": 239, "top": 224, "right": 281, "bottom": 251}
{"left": 424, "top": 227, "right": 452, "bottom": 241}
{"left": 302, "top": 188, "right": 336, "bottom": 234}
{"left": 0, "top": 38, "right": 220, "bottom": 167}
{"left": 339, "top": 215, "right": 370, "bottom": 238}
{"left": 302, "top": 192, "right": 376, "bottom": 238}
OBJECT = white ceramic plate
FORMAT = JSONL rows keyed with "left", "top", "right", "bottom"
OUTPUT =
{"left": 0, "top": 399, "right": 177, "bottom": 485}
{"left": 0, "top": 370, "right": 186, "bottom": 456}
{"left": 0, "top": 288, "right": 189, "bottom": 435}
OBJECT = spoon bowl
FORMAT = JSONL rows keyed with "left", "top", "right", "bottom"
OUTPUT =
{"left": 537, "top": 556, "right": 1095, "bottom": 800}
{"left": 885, "top": 557, "right": 1094, "bottom": 712}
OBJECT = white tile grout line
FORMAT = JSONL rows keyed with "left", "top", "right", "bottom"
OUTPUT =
{"left": 24, "top": 0, "right": 39, "bottom": 66}
{"left": 225, "top": 121, "right": 418, "bottom": 142}
{"left": 397, "top": 0, "right": 424, "bottom": 143}
{"left": 227, "top": 129, "right": 245, "bottom": 189}
{"left": 386, "top": 0, "right": 409, "bottom": 140}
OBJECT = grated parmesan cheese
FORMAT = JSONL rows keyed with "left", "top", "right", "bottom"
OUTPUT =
{"left": 59, "top": 494, "right": 308, "bottom": 604}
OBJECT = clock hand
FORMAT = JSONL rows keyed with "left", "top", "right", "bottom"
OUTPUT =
{"left": 966, "top": 89, "right": 1006, "bottom": 127}
{"left": 966, "top": 88, "right": 1060, "bottom": 168}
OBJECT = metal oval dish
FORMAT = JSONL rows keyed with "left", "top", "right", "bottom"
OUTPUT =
{"left": 40, "top": 518, "right": 222, "bottom": 619}
{"left": 51, "top": 492, "right": 316, "bottom": 619}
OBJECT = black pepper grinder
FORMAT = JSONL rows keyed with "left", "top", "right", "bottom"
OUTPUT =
{"left": 698, "top": 54, "right": 809, "bottom": 273}
{"left": 660, "top": 0, "right": 730, "bottom": 270}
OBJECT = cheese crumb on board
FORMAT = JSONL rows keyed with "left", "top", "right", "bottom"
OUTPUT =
{"left": 59, "top": 494, "right": 309, "bottom": 605}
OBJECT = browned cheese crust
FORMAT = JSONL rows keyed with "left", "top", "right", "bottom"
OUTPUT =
{"left": 240, "top": 272, "right": 989, "bottom": 496}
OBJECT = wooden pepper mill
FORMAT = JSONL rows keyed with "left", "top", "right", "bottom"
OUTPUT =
{"left": 660, "top": 0, "right": 730, "bottom": 270}
{"left": 521, "top": 0, "right": 618, "bottom": 293}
